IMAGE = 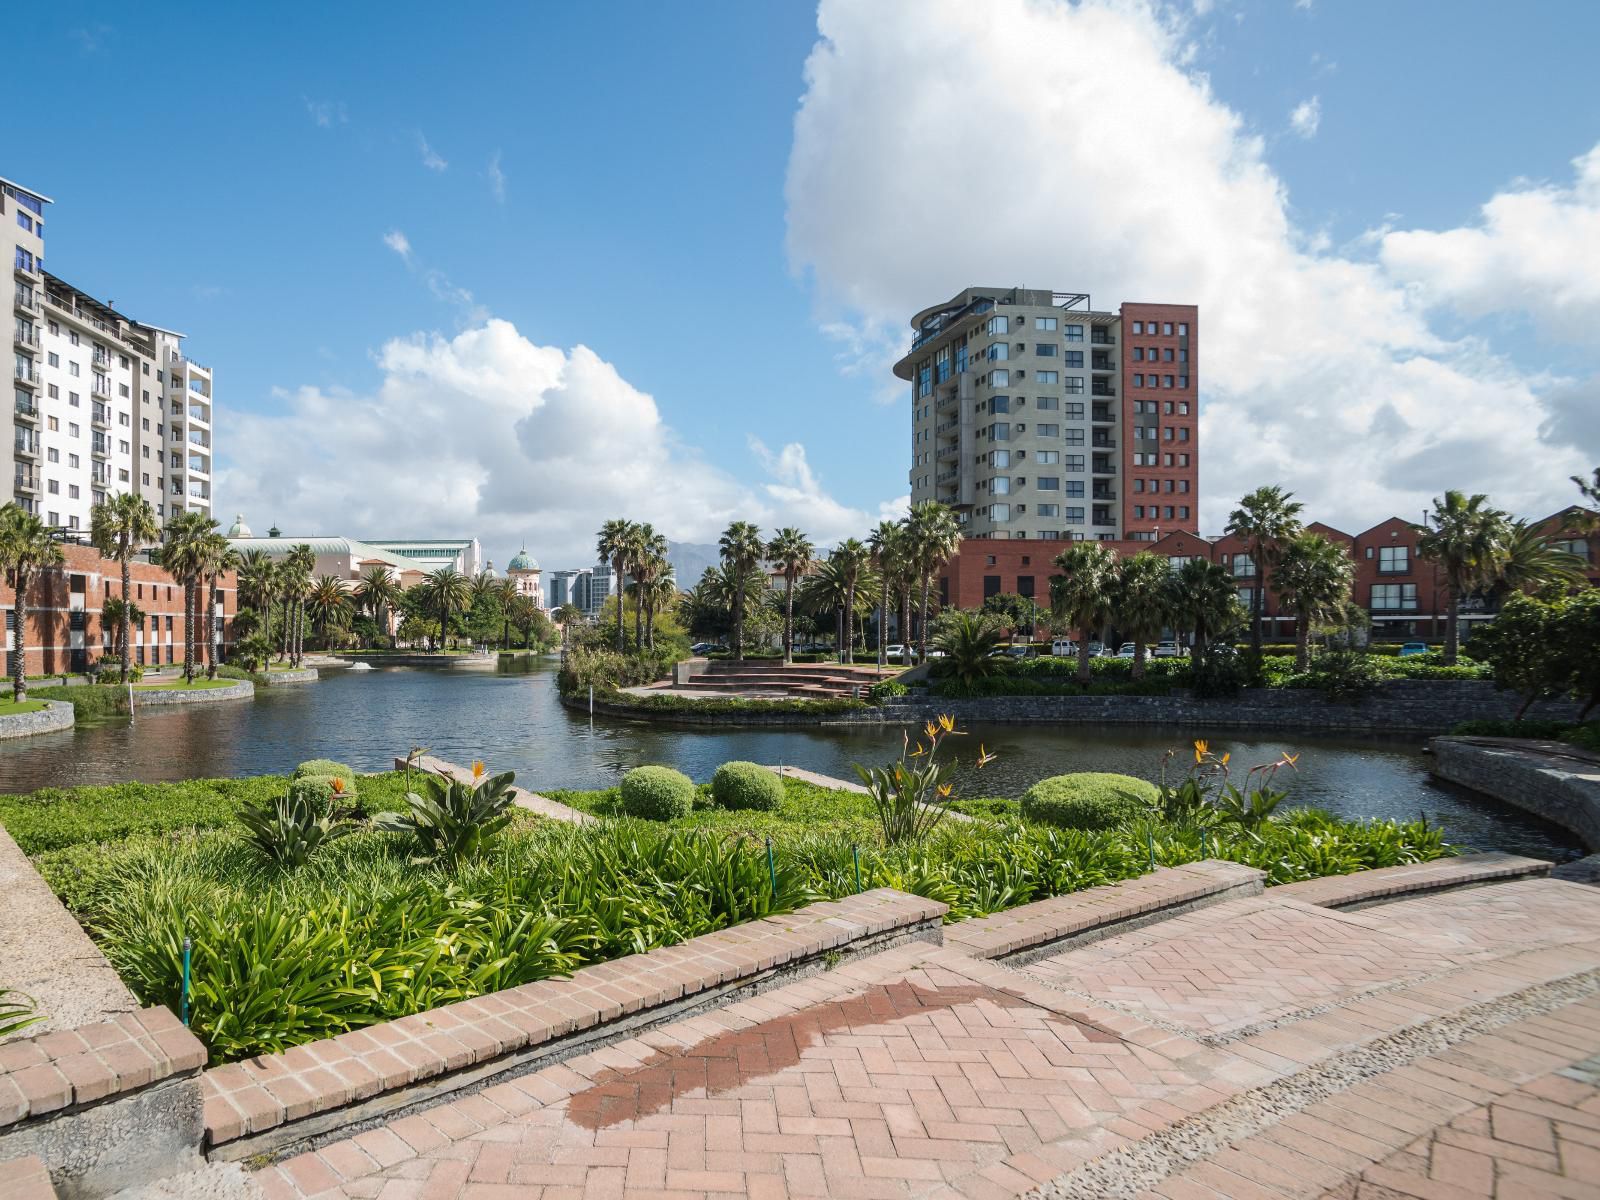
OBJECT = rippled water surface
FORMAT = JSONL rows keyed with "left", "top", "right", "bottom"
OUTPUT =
{"left": 0, "top": 661, "right": 1581, "bottom": 860}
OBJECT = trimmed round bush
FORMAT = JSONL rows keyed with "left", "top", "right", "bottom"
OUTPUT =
{"left": 1020, "top": 773, "right": 1159, "bottom": 830}
{"left": 293, "top": 759, "right": 357, "bottom": 795}
{"left": 619, "top": 766, "right": 696, "bottom": 821}
{"left": 710, "top": 762, "right": 784, "bottom": 812}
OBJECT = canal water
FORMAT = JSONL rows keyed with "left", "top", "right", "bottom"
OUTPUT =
{"left": 0, "top": 661, "right": 1581, "bottom": 860}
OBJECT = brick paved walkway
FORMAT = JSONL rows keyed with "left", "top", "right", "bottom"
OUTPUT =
{"left": 253, "top": 879, "right": 1600, "bottom": 1200}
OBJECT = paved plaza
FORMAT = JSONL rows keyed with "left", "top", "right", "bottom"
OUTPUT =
{"left": 250, "top": 876, "right": 1600, "bottom": 1200}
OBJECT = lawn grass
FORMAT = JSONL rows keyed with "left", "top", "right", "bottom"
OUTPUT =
{"left": 134, "top": 678, "right": 242, "bottom": 692}
{"left": 0, "top": 699, "right": 49, "bottom": 716}
{"left": 546, "top": 776, "right": 884, "bottom": 840}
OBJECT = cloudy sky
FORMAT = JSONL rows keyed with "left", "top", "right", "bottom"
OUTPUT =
{"left": 11, "top": 1, "right": 1598, "bottom": 569}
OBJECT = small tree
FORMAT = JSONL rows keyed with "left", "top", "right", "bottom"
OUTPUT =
{"left": 1555, "top": 589, "right": 1600, "bottom": 719}
{"left": 1469, "top": 593, "right": 1565, "bottom": 720}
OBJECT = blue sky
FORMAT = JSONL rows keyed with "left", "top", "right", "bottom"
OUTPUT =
{"left": 8, "top": 1, "right": 1599, "bottom": 566}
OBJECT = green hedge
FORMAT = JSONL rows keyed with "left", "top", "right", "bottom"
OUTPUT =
{"left": 710, "top": 762, "right": 785, "bottom": 811}
{"left": 29, "top": 686, "right": 128, "bottom": 719}
{"left": 1020, "top": 774, "right": 1159, "bottom": 829}
{"left": 620, "top": 766, "right": 696, "bottom": 820}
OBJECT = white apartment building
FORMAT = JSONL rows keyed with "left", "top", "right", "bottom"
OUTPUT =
{"left": 7, "top": 173, "right": 213, "bottom": 532}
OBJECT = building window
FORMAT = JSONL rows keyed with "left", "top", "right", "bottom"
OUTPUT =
{"left": 1178, "top": 506, "right": 1190, "bottom": 519}
{"left": 1132, "top": 347, "right": 1143, "bottom": 362}
{"left": 1064, "top": 351, "right": 1083, "bottom": 368}
{"left": 1133, "top": 479, "right": 1144, "bottom": 493}
{"left": 1036, "top": 423, "right": 1059, "bottom": 437}
{"left": 1065, "top": 455, "right": 1084, "bottom": 472}
{"left": 1133, "top": 506, "right": 1144, "bottom": 519}
{"left": 1035, "top": 344, "right": 1057, "bottom": 358}
{"left": 1034, "top": 317, "right": 1057, "bottom": 331}
{"left": 1064, "top": 428, "right": 1084, "bottom": 446}
{"left": 1036, "top": 450, "right": 1059, "bottom": 464}
{"left": 1178, "top": 323, "right": 1188, "bottom": 335}
{"left": 1065, "top": 507, "right": 1084, "bottom": 523}
{"left": 1232, "top": 554, "right": 1255, "bottom": 578}
{"left": 1035, "top": 371, "right": 1058, "bottom": 385}
{"left": 1133, "top": 374, "right": 1144, "bottom": 387}
{"left": 989, "top": 370, "right": 1009, "bottom": 387}
{"left": 1037, "top": 476, "right": 1059, "bottom": 490}
{"left": 987, "top": 343, "right": 1008, "bottom": 361}
{"left": 1065, "top": 481, "right": 1084, "bottom": 498}
{"left": 1164, "top": 375, "right": 1175, "bottom": 388}
{"left": 1064, "top": 377, "right": 1084, "bottom": 394}
{"left": 1179, "top": 376, "right": 1189, "bottom": 388}
{"left": 1371, "top": 583, "right": 1419, "bottom": 612}
{"left": 1065, "top": 402, "right": 1084, "bottom": 419}
{"left": 1378, "top": 545, "right": 1410, "bottom": 574}
{"left": 1178, "top": 402, "right": 1189, "bottom": 414}
{"left": 1131, "top": 321, "right": 1143, "bottom": 334}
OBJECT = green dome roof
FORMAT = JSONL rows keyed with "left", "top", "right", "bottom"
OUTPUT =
{"left": 507, "top": 546, "right": 537, "bottom": 572}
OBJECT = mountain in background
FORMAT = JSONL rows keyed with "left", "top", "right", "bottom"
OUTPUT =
{"left": 666, "top": 541, "right": 719, "bottom": 587}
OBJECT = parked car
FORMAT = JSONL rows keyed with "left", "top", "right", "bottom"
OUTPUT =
{"left": 1116, "top": 643, "right": 1139, "bottom": 659}
{"left": 1004, "top": 644, "right": 1032, "bottom": 658}
{"left": 690, "top": 642, "right": 716, "bottom": 655}
{"left": 1153, "top": 641, "right": 1184, "bottom": 658}
{"left": 1051, "top": 638, "right": 1076, "bottom": 657}
{"left": 1087, "top": 641, "right": 1107, "bottom": 657}
{"left": 1398, "top": 642, "right": 1429, "bottom": 657}
{"left": 884, "top": 644, "right": 915, "bottom": 662}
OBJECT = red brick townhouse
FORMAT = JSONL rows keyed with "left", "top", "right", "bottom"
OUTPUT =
{"left": 937, "top": 506, "right": 1598, "bottom": 643}
{"left": 1, "top": 541, "right": 237, "bottom": 676}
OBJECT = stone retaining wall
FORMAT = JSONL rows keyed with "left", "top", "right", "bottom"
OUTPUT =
{"left": 130, "top": 680, "right": 254, "bottom": 708}
{"left": 577, "top": 679, "right": 1581, "bottom": 734}
{"left": 258, "top": 668, "right": 318, "bottom": 686}
{"left": 0, "top": 1007, "right": 208, "bottom": 1199}
{"left": 0, "top": 703, "right": 72, "bottom": 742}
{"left": 1429, "top": 737, "right": 1600, "bottom": 851}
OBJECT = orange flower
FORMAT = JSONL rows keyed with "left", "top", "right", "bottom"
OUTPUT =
{"left": 1193, "top": 738, "right": 1209, "bottom": 763}
{"left": 937, "top": 783, "right": 953, "bottom": 798}
{"left": 924, "top": 720, "right": 939, "bottom": 741}
{"left": 1220, "top": 752, "right": 1230, "bottom": 765}
{"left": 471, "top": 760, "right": 486, "bottom": 780}
{"left": 937, "top": 714, "right": 956, "bottom": 733}
{"left": 976, "top": 744, "right": 998, "bottom": 768}
{"left": 330, "top": 776, "right": 345, "bottom": 794}
{"left": 1281, "top": 753, "right": 1300, "bottom": 768}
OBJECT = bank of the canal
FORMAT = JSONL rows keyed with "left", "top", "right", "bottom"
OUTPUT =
{"left": 0, "top": 661, "right": 1582, "bottom": 860}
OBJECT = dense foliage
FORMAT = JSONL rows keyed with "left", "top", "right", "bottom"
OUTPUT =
{"left": 709, "top": 762, "right": 784, "bottom": 812}
{"left": 619, "top": 766, "right": 696, "bottom": 820}
{"left": 1020, "top": 773, "right": 1159, "bottom": 830}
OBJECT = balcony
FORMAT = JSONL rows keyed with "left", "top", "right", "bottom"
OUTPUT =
{"left": 187, "top": 405, "right": 209, "bottom": 425}
{"left": 13, "top": 289, "right": 40, "bottom": 314}
{"left": 1092, "top": 458, "right": 1117, "bottom": 475}
{"left": 14, "top": 262, "right": 39, "bottom": 281}
{"left": 1091, "top": 436, "right": 1116, "bottom": 449}
{"left": 1369, "top": 600, "right": 1420, "bottom": 614}
{"left": 92, "top": 407, "right": 111, "bottom": 429}
{"left": 13, "top": 437, "right": 38, "bottom": 459}
{"left": 1092, "top": 406, "right": 1113, "bottom": 423}
{"left": 14, "top": 398, "right": 38, "bottom": 422}
{"left": 13, "top": 363, "right": 36, "bottom": 388}
{"left": 937, "top": 442, "right": 960, "bottom": 462}
{"left": 1091, "top": 384, "right": 1117, "bottom": 398}
{"left": 13, "top": 469, "right": 37, "bottom": 493}
{"left": 91, "top": 351, "right": 112, "bottom": 370}
{"left": 1092, "top": 488, "right": 1117, "bottom": 501}
{"left": 91, "top": 439, "right": 110, "bottom": 459}
{"left": 1091, "top": 357, "right": 1115, "bottom": 372}
{"left": 1090, "top": 333, "right": 1116, "bottom": 346}
{"left": 14, "top": 328, "right": 39, "bottom": 351}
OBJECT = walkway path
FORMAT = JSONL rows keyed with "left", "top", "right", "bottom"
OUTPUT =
{"left": 252, "top": 874, "right": 1600, "bottom": 1200}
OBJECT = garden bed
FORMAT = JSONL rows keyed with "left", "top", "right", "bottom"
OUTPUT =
{"left": 1, "top": 746, "right": 1458, "bottom": 1069}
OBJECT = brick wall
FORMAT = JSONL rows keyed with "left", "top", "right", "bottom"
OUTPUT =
{"left": 1119, "top": 302, "right": 1199, "bottom": 540}
{"left": 0, "top": 543, "right": 237, "bottom": 676}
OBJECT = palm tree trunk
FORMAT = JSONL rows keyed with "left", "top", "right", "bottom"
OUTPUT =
{"left": 733, "top": 589, "right": 744, "bottom": 662}
{"left": 843, "top": 584, "right": 856, "bottom": 664}
{"left": 120, "top": 556, "right": 132, "bottom": 684}
{"left": 183, "top": 582, "right": 195, "bottom": 683}
{"left": 614, "top": 563, "right": 625, "bottom": 653}
{"left": 900, "top": 586, "right": 911, "bottom": 662}
{"left": 1445, "top": 591, "right": 1460, "bottom": 666}
{"left": 1294, "top": 611, "right": 1310, "bottom": 672}
{"left": 13, "top": 571, "right": 29, "bottom": 702}
{"left": 205, "top": 578, "right": 218, "bottom": 680}
{"left": 917, "top": 573, "right": 932, "bottom": 661}
{"left": 1077, "top": 635, "right": 1092, "bottom": 684}
{"left": 877, "top": 591, "right": 887, "bottom": 668}
{"left": 1251, "top": 556, "right": 1265, "bottom": 656}
{"left": 278, "top": 594, "right": 290, "bottom": 662}
{"left": 1132, "top": 640, "right": 1146, "bottom": 680}
{"left": 784, "top": 573, "right": 795, "bottom": 666}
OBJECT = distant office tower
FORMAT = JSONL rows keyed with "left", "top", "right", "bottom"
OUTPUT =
{"left": 897, "top": 287, "right": 1196, "bottom": 542}
{"left": 6, "top": 173, "right": 214, "bottom": 532}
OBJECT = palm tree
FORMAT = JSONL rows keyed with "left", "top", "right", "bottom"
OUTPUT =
{"left": 637, "top": 567, "right": 676, "bottom": 650}
{"left": 102, "top": 596, "right": 145, "bottom": 664}
{"left": 798, "top": 557, "right": 851, "bottom": 655}
{"left": 933, "top": 612, "right": 1004, "bottom": 687}
{"left": 494, "top": 578, "right": 518, "bottom": 649}
{"left": 1272, "top": 533, "right": 1356, "bottom": 671}
{"left": 1415, "top": 491, "right": 1510, "bottom": 664}
{"left": 88, "top": 492, "right": 160, "bottom": 683}
{"left": 1049, "top": 541, "right": 1118, "bottom": 683}
{"left": 1494, "top": 519, "right": 1588, "bottom": 596}
{"left": 508, "top": 594, "right": 540, "bottom": 648}
{"left": 766, "top": 527, "right": 815, "bottom": 665}
{"left": 355, "top": 564, "right": 400, "bottom": 646}
{"left": 906, "top": 501, "right": 962, "bottom": 662}
{"left": 626, "top": 526, "right": 670, "bottom": 650}
{"left": 1573, "top": 469, "right": 1600, "bottom": 528}
{"left": 1168, "top": 558, "right": 1240, "bottom": 670}
{"left": 595, "top": 519, "right": 638, "bottom": 653}
{"left": 199, "top": 534, "right": 237, "bottom": 678}
{"left": 831, "top": 539, "right": 872, "bottom": 663}
{"left": 1113, "top": 552, "right": 1172, "bottom": 680}
{"left": 420, "top": 567, "right": 473, "bottom": 651}
{"left": 718, "top": 521, "right": 765, "bottom": 660}
{"left": 237, "top": 549, "right": 276, "bottom": 645}
{"left": 284, "top": 543, "right": 316, "bottom": 666}
{"left": 0, "top": 505, "right": 64, "bottom": 700}
{"left": 306, "top": 575, "right": 351, "bottom": 649}
{"left": 553, "top": 602, "right": 582, "bottom": 651}
{"left": 1225, "top": 486, "right": 1305, "bottom": 655}
{"left": 866, "top": 520, "right": 907, "bottom": 667}
{"left": 159, "top": 511, "right": 215, "bottom": 683}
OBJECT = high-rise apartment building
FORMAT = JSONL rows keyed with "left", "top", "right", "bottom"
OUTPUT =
{"left": 7, "top": 174, "right": 213, "bottom": 532}
{"left": 896, "top": 287, "right": 1197, "bottom": 542}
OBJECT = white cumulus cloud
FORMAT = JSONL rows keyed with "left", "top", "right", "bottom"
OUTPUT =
{"left": 381, "top": 229, "right": 412, "bottom": 263}
{"left": 416, "top": 132, "right": 448, "bottom": 172}
{"left": 784, "top": 0, "right": 1591, "bottom": 535}
{"left": 217, "top": 321, "right": 889, "bottom": 570}
{"left": 1289, "top": 96, "right": 1321, "bottom": 139}
{"left": 1380, "top": 145, "right": 1600, "bottom": 342}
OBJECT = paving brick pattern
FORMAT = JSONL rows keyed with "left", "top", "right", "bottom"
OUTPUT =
{"left": 0, "top": 1005, "right": 205, "bottom": 1129}
{"left": 1269, "top": 852, "right": 1552, "bottom": 909}
{"left": 250, "top": 878, "right": 1600, "bottom": 1200}
{"left": 0, "top": 1155, "right": 54, "bottom": 1200}
{"left": 205, "top": 889, "right": 946, "bottom": 1147}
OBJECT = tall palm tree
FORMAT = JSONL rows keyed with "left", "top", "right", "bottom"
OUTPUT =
{"left": 798, "top": 557, "right": 851, "bottom": 654}
{"left": 493, "top": 577, "right": 519, "bottom": 650}
{"left": 1168, "top": 558, "right": 1241, "bottom": 670}
{"left": 866, "top": 520, "right": 907, "bottom": 667}
{"left": 1113, "top": 552, "right": 1172, "bottom": 680}
{"left": 767, "top": 527, "right": 815, "bottom": 665}
{"left": 159, "top": 511, "right": 215, "bottom": 683}
{"left": 236, "top": 548, "right": 276, "bottom": 644}
{"left": 553, "top": 602, "right": 582, "bottom": 651}
{"left": 1225, "top": 485, "right": 1305, "bottom": 655}
{"left": 1049, "top": 541, "right": 1118, "bottom": 683}
{"left": 283, "top": 543, "right": 317, "bottom": 666}
{"left": 199, "top": 534, "right": 237, "bottom": 678}
{"left": 508, "top": 594, "right": 540, "bottom": 648}
{"left": 906, "top": 501, "right": 962, "bottom": 662}
{"left": 1494, "top": 519, "right": 1588, "bottom": 597}
{"left": 88, "top": 492, "right": 160, "bottom": 683}
{"left": 1415, "top": 491, "right": 1509, "bottom": 664}
{"left": 0, "top": 505, "right": 64, "bottom": 700}
{"left": 831, "top": 539, "right": 872, "bottom": 663}
{"left": 637, "top": 566, "right": 676, "bottom": 650}
{"left": 718, "top": 521, "right": 765, "bottom": 660}
{"left": 1272, "top": 532, "right": 1356, "bottom": 671}
{"left": 627, "top": 526, "right": 670, "bottom": 650}
{"left": 420, "top": 566, "right": 473, "bottom": 651}
{"left": 595, "top": 519, "right": 638, "bottom": 653}
{"left": 355, "top": 563, "right": 400, "bottom": 646}
{"left": 305, "top": 574, "right": 351, "bottom": 649}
